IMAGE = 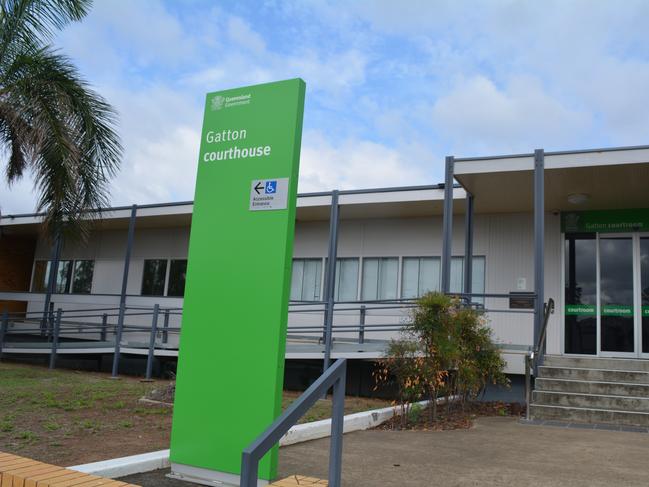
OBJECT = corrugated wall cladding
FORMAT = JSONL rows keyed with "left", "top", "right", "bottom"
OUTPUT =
{"left": 20, "top": 211, "right": 562, "bottom": 361}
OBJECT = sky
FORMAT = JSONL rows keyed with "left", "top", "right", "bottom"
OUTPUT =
{"left": 3, "top": 0, "right": 649, "bottom": 214}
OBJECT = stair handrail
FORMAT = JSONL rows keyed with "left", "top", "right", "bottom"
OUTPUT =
{"left": 240, "top": 358, "right": 347, "bottom": 487}
{"left": 525, "top": 298, "right": 555, "bottom": 420}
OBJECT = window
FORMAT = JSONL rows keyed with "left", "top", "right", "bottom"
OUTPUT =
{"left": 401, "top": 257, "right": 440, "bottom": 298}
{"left": 334, "top": 258, "right": 359, "bottom": 301}
{"left": 400, "top": 256, "right": 486, "bottom": 301}
{"left": 72, "top": 260, "right": 94, "bottom": 294}
{"left": 54, "top": 260, "right": 72, "bottom": 293}
{"left": 141, "top": 259, "right": 168, "bottom": 296}
{"left": 31, "top": 260, "right": 49, "bottom": 293}
{"left": 448, "top": 256, "right": 486, "bottom": 297}
{"left": 290, "top": 259, "right": 322, "bottom": 301}
{"left": 32, "top": 259, "right": 91, "bottom": 294}
{"left": 362, "top": 257, "right": 398, "bottom": 300}
{"left": 167, "top": 260, "right": 188, "bottom": 297}
{"left": 564, "top": 234, "right": 597, "bottom": 354}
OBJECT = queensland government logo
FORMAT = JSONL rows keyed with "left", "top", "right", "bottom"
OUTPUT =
{"left": 211, "top": 96, "right": 226, "bottom": 111}
{"left": 210, "top": 93, "right": 252, "bottom": 111}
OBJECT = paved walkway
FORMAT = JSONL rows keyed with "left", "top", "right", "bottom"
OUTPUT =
{"left": 121, "top": 417, "right": 649, "bottom": 486}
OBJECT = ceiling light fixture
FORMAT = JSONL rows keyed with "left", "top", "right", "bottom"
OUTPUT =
{"left": 567, "top": 193, "right": 590, "bottom": 205}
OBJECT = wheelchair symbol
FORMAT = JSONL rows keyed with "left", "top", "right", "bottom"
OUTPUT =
{"left": 265, "top": 181, "right": 277, "bottom": 194}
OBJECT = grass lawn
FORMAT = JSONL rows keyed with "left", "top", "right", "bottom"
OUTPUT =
{"left": 0, "top": 362, "right": 390, "bottom": 466}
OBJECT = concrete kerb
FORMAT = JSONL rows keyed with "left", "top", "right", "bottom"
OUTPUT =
{"left": 69, "top": 396, "right": 455, "bottom": 478}
{"left": 69, "top": 449, "right": 171, "bottom": 478}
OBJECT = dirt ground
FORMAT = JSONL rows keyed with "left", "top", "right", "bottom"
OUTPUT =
{"left": 0, "top": 362, "right": 173, "bottom": 466}
{"left": 0, "top": 362, "right": 390, "bottom": 466}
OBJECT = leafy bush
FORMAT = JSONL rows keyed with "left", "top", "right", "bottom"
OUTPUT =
{"left": 374, "top": 292, "right": 509, "bottom": 426}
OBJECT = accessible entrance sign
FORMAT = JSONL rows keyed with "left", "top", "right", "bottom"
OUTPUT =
{"left": 170, "top": 79, "right": 306, "bottom": 485}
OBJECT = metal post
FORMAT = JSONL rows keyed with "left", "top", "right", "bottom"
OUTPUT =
{"left": 112, "top": 204, "right": 137, "bottom": 378}
{"left": 0, "top": 309, "right": 8, "bottom": 359}
{"left": 533, "top": 149, "right": 545, "bottom": 351}
{"left": 441, "top": 156, "right": 455, "bottom": 294}
{"left": 328, "top": 360, "right": 347, "bottom": 487}
{"left": 463, "top": 193, "right": 474, "bottom": 297}
{"left": 41, "top": 235, "right": 62, "bottom": 334}
{"left": 525, "top": 350, "right": 532, "bottom": 421}
{"left": 101, "top": 313, "right": 108, "bottom": 341}
{"left": 162, "top": 309, "right": 170, "bottom": 344}
{"left": 49, "top": 308, "right": 62, "bottom": 370}
{"left": 358, "top": 305, "right": 366, "bottom": 344}
{"left": 323, "top": 190, "right": 340, "bottom": 372}
{"left": 145, "top": 304, "right": 160, "bottom": 380}
{"left": 48, "top": 302, "right": 54, "bottom": 340}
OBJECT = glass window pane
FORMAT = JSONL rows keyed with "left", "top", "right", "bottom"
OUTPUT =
{"left": 302, "top": 259, "right": 322, "bottom": 301}
{"left": 168, "top": 260, "right": 187, "bottom": 297}
{"left": 361, "top": 259, "right": 379, "bottom": 300}
{"left": 401, "top": 258, "right": 419, "bottom": 299}
{"left": 600, "top": 237, "right": 634, "bottom": 353}
{"left": 54, "top": 260, "right": 72, "bottom": 294}
{"left": 72, "top": 260, "right": 94, "bottom": 294}
{"left": 32, "top": 260, "right": 49, "bottom": 293}
{"left": 336, "top": 258, "right": 359, "bottom": 301}
{"left": 141, "top": 259, "right": 167, "bottom": 296}
{"left": 290, "top": 259, "right": 322, "bottom": 301}
{"left": 641, "top": 238, "right": 649, "bottom": 353}
{"left": 378, "top": 258, "right": 398, "bottom": 300}
{"left": 290, "top": 260, "right": 305, "bottom": 301}
{"left": 362, "top": 258, "right": 397, "bottom": 300}
{"left": 471, "top": 257, "right": 486, "bottom": 305}
{"left": 449, "top": 257, "right": 464, "bottom": 293}
{"left": 420, "top": 257, "right": 440, "bottom": 294}
{"left": 564, "top": 235, "right": 597, "bottom": 354}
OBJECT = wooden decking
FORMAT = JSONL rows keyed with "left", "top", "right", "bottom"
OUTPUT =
{"left": 270, "top": 475, "right": 328, "bottom": 486}
{"left": 0, "top": 452, "right": 139, "bottom": 487}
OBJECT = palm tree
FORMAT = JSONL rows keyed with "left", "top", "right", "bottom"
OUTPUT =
{"left": 0, "top": 0, "right": 121, "bottom": 239}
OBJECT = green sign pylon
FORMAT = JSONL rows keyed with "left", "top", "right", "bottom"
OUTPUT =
{"left": 170, "top": 79, "right": 306, "bottom": 485}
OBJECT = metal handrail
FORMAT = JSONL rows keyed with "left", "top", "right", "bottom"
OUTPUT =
{"left": 240, "top": 358, "right": 347, "bottom": 487}
{"left": 525, "top": 298, "right": 555, "bottom": 420}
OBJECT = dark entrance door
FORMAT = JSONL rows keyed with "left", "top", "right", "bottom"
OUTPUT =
{"left": 599, "top": 236, "right": 635, "bottom": 354}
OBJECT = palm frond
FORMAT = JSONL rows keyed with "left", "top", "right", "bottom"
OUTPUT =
{"left": 1, "top": 37, "right": 122, "bottom": 240}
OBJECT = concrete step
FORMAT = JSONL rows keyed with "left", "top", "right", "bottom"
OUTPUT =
{"left": 530, "top": 404, "right": 649, "bottom": 426}
{"left": 533, "top": 390, "right": 649, "bottom": 412}
{"left": 544, "top": 355, "right": 649, "bottom": 372}
{"left": 538, "top": 366, "right": 649, "bottom": 384}
{"left": 536, "top": 377, "right": 649, "bottom": 397}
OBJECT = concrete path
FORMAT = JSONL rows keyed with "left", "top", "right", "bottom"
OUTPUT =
{"left": 121, "top": 417, "right": 649, "bottom": 486}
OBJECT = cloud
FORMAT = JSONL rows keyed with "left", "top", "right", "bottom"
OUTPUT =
{"left": 298, "top": 130, "right": 427, "bottom": 193}
{"left": 227, "top": 16, "right": 266, "bottom": 55}
{"left": 5, "top": 0, "right": 649, "bottom": 215}
{"left": 431, "top": 75, "right": 590, "bottom": 154}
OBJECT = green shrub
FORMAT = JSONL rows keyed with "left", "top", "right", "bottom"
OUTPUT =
{"left": 375, "top": 292, "right": 509, "bottom": 426}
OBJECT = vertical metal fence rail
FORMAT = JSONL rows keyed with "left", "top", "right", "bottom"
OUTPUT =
{"left": 145, "top": 304, "right": 160, "bottom": 380}
{"left": 49, "top": 308, "right": 62, "bottom": 370}
{"left": 48, "top": 302, "right": 54, "bottom": 341}
{"left": 112, "top": 204, "right": 137, "bottom": 379}
{"left": 112, "top": 303, "right": 125, "bottom": 378}
{"left": 328, "top": 363, "right": 346, "bottom": 487}
{"left": 162, "top": 309, "right": 170, "bottom": 344}
{"left": 323, "top": 190, "right": 340, "bottom": 372}
{"left": 101, "top": 313, "right": 108, "bottom": 341}
{"left": 240, "top": 358, "right": 347, "bottom": 487}
{"left": 524, "top": 298, "right": 554, "bottom": 420}
{"left": 0, "top": 310, "right": 8, "bottom": 359}
{"left": 358, "top": 305, "right": 366, "bottom": 344}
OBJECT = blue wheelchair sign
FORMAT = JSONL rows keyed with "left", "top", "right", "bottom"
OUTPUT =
{"left": 265, "top": 180, "right": 277, "bottom": 194}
